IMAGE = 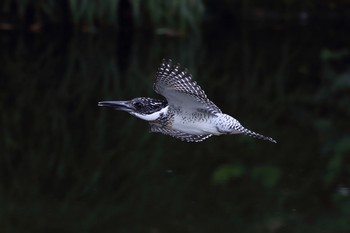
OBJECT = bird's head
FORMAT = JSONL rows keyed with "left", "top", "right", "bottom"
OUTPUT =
{"left": 98, "top": 97, "right": 168, "bottom": 121}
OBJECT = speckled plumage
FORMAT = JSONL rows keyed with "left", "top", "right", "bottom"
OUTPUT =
{"left": 154, "top": 59, "right": 221, "bottom": 115}
{"left": 98, "top": 59, "right": 276, "bottom": 143}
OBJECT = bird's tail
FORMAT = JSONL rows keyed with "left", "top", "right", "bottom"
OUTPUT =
{"left": 235, "top": 125, "right": 277, "bottom": 143}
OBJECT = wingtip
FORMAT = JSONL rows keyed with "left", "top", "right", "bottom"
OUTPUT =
{"left": 162, "top": 58, "right": 172, "bottom": 64}
{"left": 161, "top": 58, "right": 183, "bottom": 70}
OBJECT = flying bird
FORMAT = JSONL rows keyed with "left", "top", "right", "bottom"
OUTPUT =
{"left": 98, "top": 59, "right": 276, "bottom": 143}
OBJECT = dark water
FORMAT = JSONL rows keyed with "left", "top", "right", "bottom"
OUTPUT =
{"left": 1, "top": 23, "right": 350, "bottom": 232}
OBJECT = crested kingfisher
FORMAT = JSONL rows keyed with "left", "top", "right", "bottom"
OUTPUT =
{"left": 98, "top": 59, "right": 276, "bottom": 143}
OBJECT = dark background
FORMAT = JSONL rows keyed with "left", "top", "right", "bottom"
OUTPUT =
{"left": 1, "top": 1, "right": 350, "bottom": 232}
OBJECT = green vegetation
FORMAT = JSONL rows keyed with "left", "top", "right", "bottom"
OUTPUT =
{"left": 0, "top": 22, "right": 349, "bottom": 232}
{"left": 0, "top": 0, "right": 348, "bottom": 32}
{"left": 0, "top": 0, "right": 205, "bottom": 32}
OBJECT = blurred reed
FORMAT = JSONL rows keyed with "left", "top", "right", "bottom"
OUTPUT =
{"left": 0, "top": 0, "right": 205, "bottom": 32}
{"left": 1, "top": 0, "right": 348, "bottom": 33}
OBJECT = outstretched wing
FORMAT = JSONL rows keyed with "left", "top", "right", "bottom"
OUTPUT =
{"left": 150, "top": 124, "right": 212, "bottom": 142}
{"left": 154, "top": 59, "right": 222, "bottom": 114}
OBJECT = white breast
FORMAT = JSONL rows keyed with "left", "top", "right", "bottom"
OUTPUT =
{"left": 132, "top": 106, "right": 169, "bottom": 121}
{"left": 171, "top": 111, "right": 221, "bottom": 135}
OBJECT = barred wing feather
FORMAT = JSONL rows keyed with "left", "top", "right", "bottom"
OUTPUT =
{"left": 154, "top": 59, "right": 221, "bottom": 115}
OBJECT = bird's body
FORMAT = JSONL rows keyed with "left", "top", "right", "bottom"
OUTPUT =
{"left": 98, "top": 59, "right": 276, "bottom": 143}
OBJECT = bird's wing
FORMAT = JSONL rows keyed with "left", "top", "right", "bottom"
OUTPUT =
{"left": 150, "top": 124, "right": 212, "bottom": 142}
{"left": 154, "top": 59, "right": 222, "bottom": 114}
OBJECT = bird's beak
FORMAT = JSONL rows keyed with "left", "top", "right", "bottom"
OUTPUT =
{"left": 98, "top": 101, "right": 135, "bottom": 112}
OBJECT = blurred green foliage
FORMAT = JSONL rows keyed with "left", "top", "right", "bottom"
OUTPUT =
{"left": 212, "top": 164, "right": 245, "bottom": 184}
{"left": 0, "top": 0, "right": 205, "bottom": 32}
{"left": 324, "top": 137, "right": 350, "bottom": 186}
{"left": 0, "top": 0, "right": 349, "bottom": 32}
{"left": 0, "top": 21, "right": 350, "bottom": 232}
{"left": 321, "top": 49, "right": 349, "bottom": 61}
{"left": 251, "top": 165, "right": 281, "bottom": 188}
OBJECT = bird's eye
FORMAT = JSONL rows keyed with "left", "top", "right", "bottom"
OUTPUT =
{"left": 134, "top": 102, "right": 143, "bottom": 109}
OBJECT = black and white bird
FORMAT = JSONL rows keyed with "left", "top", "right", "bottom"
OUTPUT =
{"left": 98, "top": 59, "right": 276, "bottom": 143}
